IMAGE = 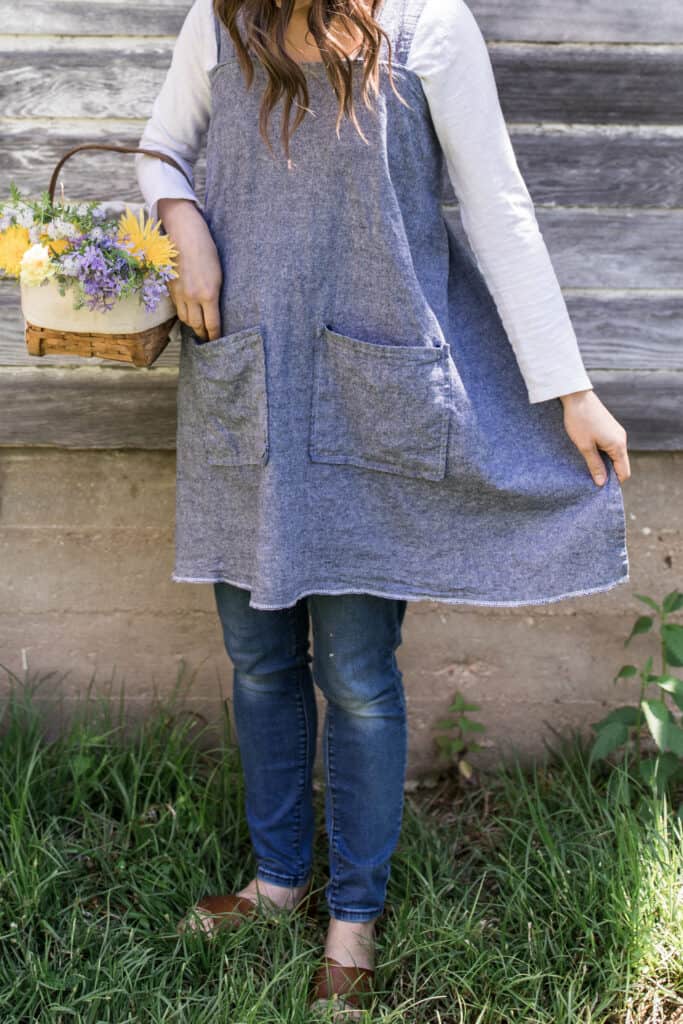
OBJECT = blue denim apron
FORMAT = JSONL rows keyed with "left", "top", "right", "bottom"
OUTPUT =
{"left": 173, "top": 0, "right": 630, "bottom": 609}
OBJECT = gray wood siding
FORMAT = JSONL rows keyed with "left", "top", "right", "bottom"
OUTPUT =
{"left": 6, "top": 1, "right": 683, "bottom": 42}
{"left": 0, "top": 0, "right": 680, "bottom": 448}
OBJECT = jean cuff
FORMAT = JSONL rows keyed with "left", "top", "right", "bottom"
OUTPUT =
{"left": 328, "top": 906, "right": 383, "bottom": 923}
{"left": 256, "top": 866, "right": 312, "bottom": 889}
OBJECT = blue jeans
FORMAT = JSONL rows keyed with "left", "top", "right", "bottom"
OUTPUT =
{"left": 213, "top": 582, "right": 409, "bottom": 923}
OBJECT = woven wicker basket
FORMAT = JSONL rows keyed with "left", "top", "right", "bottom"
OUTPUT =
{"left": 22, "top": 143, "right": 192, "bottom": 367}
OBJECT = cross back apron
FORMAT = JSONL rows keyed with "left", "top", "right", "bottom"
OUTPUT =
{"left": 174, "top": 0, "right": 630, "bottom": 609}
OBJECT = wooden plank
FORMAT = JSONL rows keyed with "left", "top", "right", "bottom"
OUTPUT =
{"left": 443, "top": 208, "right": 683, "bottom": 290}
{"left": 2, "top": 283, "right": 683, "bottom": 369}
{"left": 489, "top": 44, "right": 683, "bottom": 125}
{"left": 594, "top": 372, "right": 683, "bottom": 450}
{"left": 539, "top": 211, "right": 683, "bottom": 290}
{"left": 0, "top": 41, "right": 180, "bottom": 120}
{"left": 0, "top": 367, "right": 678, "bottom": 450}
{"left": 0, "top": 367, "right": 179, "bottom": 448}
{"left": 441, "top": 127, "right": 683, "bottom": 209}
{"left": 0, "top": 122, "right": 206, "bottom": 206}
{"left": 4, "top": 121, "right": 679, "bottom": 210}
{"left": 1, "top": 1, "right": 192, "bottom": 37}
{"left": 469, "top": 0, "right": 683, "bottom": 44}
{"left": 5, "top": 0, "right": 683, "bottom": 44}
{"left": 564, "top": 294, "right": 683, "bottom": 371}
{"left": 1, "top": 40, "right": 683, "bottom": 124}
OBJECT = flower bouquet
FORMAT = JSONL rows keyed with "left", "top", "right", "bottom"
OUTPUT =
{"left": 0, "top": 143, "right": 191, "bottom": 367}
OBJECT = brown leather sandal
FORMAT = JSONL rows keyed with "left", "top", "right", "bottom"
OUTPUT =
{"left": 177, "top": 884, "right": 318, "bottom": 938}
{"left": 308, "top": 956, "right": 375, "bottom": 1018}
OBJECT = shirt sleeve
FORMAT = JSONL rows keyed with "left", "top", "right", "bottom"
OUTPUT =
{"left": 135, "top": 0, "right": 216, "bottom": 225}
{"left": 408, "top": 0, "right": 594, "bottom": 404}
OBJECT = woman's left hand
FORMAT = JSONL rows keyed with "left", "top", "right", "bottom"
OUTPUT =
{"left": 559, "top": 389, "right": 631, "bottom": 486}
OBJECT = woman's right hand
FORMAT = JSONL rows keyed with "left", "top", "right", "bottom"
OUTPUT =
{"left": 157, "top": 198, "right": 222, "bottom": 341}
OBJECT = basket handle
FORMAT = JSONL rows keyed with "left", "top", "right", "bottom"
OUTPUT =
{"left": 48, "top": 143, "right": 195, "bottom": 209}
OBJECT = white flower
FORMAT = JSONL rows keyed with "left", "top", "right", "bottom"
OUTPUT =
{"left": 60, "top": 254, "right": 80, "bottom": 276}
{"left": 28, "top": 225, "right": 42, "bottom": 243}
{"left": 76, "top": 203, "right": 91, "bottom": 217}
{"left": 20, "top": 243, "right": 56, "bottom": 286}
{"left": 46, "top": 217, "right": 80, "bottom": 241}
{"left": 15, "top": 206, "right": 35, "bottom": 228}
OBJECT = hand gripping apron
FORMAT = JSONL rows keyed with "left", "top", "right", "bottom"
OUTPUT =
{"left": 173, "top": 0, "right": 630, "bottom": 610}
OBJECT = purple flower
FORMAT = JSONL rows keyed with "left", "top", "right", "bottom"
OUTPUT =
{"left": 65, "top": 243, "right": 124, "bottom": 312}
{"left": 141, "top": 274, "right": 167, "bottom": 312}
{"left": 47, "top": 221, "right": 172, "bottom": 314}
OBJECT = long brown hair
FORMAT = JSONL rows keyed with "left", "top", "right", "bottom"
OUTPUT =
{"left": 213, "top": 0, "right": 409, "bottom": 162}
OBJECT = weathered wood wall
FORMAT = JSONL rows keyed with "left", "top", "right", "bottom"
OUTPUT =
{"left": 0, "top": 1, "right": 681, "bottom": 448}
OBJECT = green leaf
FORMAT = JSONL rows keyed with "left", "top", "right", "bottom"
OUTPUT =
{"left": 458, "top": 717, "right": 486, "bottom": 733}
{"left": 614, "top": 665, "right": 639, "bottom": 681}
{"left": 663, "top": 590, "right": 683, "bottom": 614}
{"left": 637, "top": 756, "right": 681, "bottom": 798}
{"left": 625, "top": 616, "right": 653, "bottom": 645}
{"left": 448, "top": 694, "right": 466, "bottom": 711}
{"left": 433, "top": 719, "right": 456, "bottom": 731}
{"left": 638, "top": 759, "right": 657, "bottom": 785}
{"left": 593, "top": 706, "right": 642, "bottom": 729}
{"left": 71, "top": 754, "right": 93, "bottom": 779}
{"left": 663, "top": 624, "right": 683, "bottom": 667}
{"left": 665, "top": 724, "right": 683, "bottom": 758}
{"left": 655, "top": 752, "right": 683, "bottom": 787}
{"left": 657, "top": 676, "right": 683, "bottom": 711}
{"left": 589, "top": 721, "right": 629, "bottom": 763}
{"left": 641, "top": 698, "right": 675, "bottom": 752}
{"left": 634, "top": 594, "right": 661, "bottom": 613}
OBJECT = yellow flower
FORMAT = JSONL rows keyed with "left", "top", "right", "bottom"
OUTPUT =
{"left": 0, "top": 224, "right": 31, "bottom": 277}
{"left": 117, "top": 207, "right": 178, "bottom": 269}
{"left": 40, "top": 234, "right": 71, "bottom": 257}
{"left": 20, "top": 243, "right": 56, "bottom": 287}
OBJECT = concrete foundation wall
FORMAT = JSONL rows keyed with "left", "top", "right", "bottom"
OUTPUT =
{"left": 0, "top": 448, "right": 681, "bottom": 777}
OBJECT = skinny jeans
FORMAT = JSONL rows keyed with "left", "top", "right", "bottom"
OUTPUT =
{"left": 213, "top": 582, "right": 409, "bottom": 923}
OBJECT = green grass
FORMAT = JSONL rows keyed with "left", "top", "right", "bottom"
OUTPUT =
{"left": 1, "top": 669, "right": 683, "bottom": 1023}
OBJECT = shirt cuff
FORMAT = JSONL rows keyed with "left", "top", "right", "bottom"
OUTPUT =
{"left": 135, "top": 152, "right": 202, "bottom": 226}
{"left": 526, "top": 367, "right": 595, "bottom": 404}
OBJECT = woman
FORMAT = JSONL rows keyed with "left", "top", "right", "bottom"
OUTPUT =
{"left": 135, "top": 0, "right": 631, "bottom": 1014}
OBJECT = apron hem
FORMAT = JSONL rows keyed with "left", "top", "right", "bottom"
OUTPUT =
{"left": 170, "top": 568, "right": 630, "bottom": 610}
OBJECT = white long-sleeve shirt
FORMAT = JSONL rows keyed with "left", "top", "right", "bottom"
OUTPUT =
{"left": 135, "top": 0, "right": 594, "bottom": 404}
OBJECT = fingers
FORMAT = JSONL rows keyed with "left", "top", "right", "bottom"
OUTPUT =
{"left": 171, "top": 289, "right": 221, "bottom": 342}
{"left": 580, "top": 434, "right": 630, "bottom": 487}
{"left": 581, "top": 444, "right": 609, "bottom": 486}
{"left": 563, "top": 395, "right": 631, "bottom": 487}
{"left": 174, "top": 301, "right": 221, "bottom": 342}
{"left": 185, "top": 301, "right": 209, "bottom": 340}
{"left": 202, "top": 299, "right": 222, "bottom": 341}
{"left": 609, "top": 435, "right": 631, "bottom": 484}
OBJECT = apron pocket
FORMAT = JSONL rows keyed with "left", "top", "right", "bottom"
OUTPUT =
{"left": 186, "top": 323, "right": 269, "bottom": 467}
{"left": 309, "top": 323, "right": 451, "bottom": 481}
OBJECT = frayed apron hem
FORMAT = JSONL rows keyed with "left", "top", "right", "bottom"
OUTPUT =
{"left": 170, "top": 568, "right": 631, "bottom": 611}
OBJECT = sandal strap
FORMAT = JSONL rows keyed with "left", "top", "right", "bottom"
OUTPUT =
{"left": 196, "top": 893, "right": 261, "bottom": 919}
{"left": 309, "top": 956, "right": 375, "bottom": 1008}
{"left": 179, "top": 884, "right": 318, "bottom": 936}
